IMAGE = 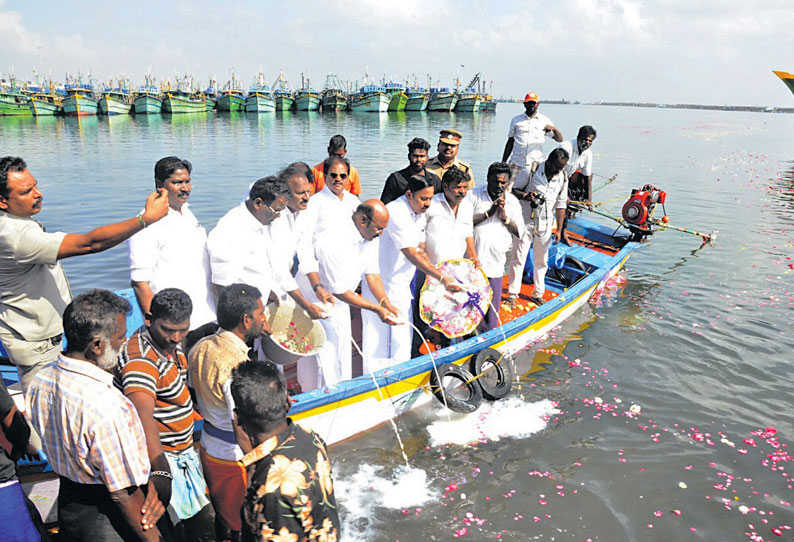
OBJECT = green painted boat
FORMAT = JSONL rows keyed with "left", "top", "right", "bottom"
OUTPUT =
{"left": 246, "top": 73, "right": 275, "bottom": 113}
{"left": 320, "top": 75, "right": 348, "bottom": 112}
{"left": 405, "top": 88, "right": 429, "bottom": 111}
{"left": 385, "top": 82, "right": 407, "bottom": 111}
{"left": 28, "top": 92, "right": 64, "bottom": 116}
{"left": 218, "top": 90, "right": 246, "bottom": 112}
{"left": 162, "top": 91, "right": 207, "bottom": 114}
{"left": 133, "top": 93, "right": 162, "bottom": 115}
{"left": 479, "top": 94, "right": 497, "bottom": 112}
{"left": 273, "top": 70, "right": 295, "bottom": 111}
{"left": 454, "top": 88, "right": 481, "bottom": 112}
{"left": 295, "top": 90, "right": 320, "bottom": 111}
{"left": 349, "top": 85, "right": 390, "bottom": 112}
{"left": 0, "top": 90, "right": 33, "bottom": 116}
{"left": 98, "top": 88, "right": 134, "bottom": 115}
{"left": 63, "top": 85, "right": 99, "bottom": 116}
{"left": 427, "top": 87, "right": 457, "bottom": 112}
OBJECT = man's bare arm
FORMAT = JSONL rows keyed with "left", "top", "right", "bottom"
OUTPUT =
{"left": 109, "top": 485, "right": 163, "bottom": 541}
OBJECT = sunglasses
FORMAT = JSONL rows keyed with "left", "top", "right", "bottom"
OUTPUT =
{"left": 329, "top": 172, "right": 348, "bottom": 180}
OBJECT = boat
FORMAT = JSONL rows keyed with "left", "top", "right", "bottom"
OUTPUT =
{"left": 133, "top": 74, "right": 162, "bottom": 114}
{"left": 217, "top": 71, "right": 246, "bottom": 112}
{"left": 405, "top": 86, "right": 429, "bottom": 111}
{"left": 273, "top": 70, "right": 295, "bottom": 111}
{"left": 773, "top": 70, "right": 794, "bottom": 97}
{"left": 62, "top": 76, "right": 98, "bottom": 116}
{"left": 245, "top": 72, "right": 275, "bottom": 113}
{"left": 28, "top": 83, "right": 66, "bottom": 116}
{"left": 0, "top": 73, "right": 33, "bottom": 116}
{"left": 98, "top": 81, "right": 134, "bottom": 115}
{"left": 427, "top": 86, "right": 458, "bottom": 112}
{"left": 320, "top": 75, "right": 348, "bottom": 112}
{"left": 295, "top": 72, "right": 320, "bottom": 111}
{"left": 454, "top": 87, "right": 480, "bottom": 112}
{"left": 162, "top": 75, "right": 208, "bottom": 114}
{"left": 478, "top": 77, "right": 497, "bottom": 112}
{"left": 349, "top": 84, "right": 390, "bottom": 112}
{"left": 384, "top": 81, "right": 408, "bottom": 111}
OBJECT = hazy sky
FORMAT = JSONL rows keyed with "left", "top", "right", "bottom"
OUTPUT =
{"left": 2, "top": 0, "right": 794, "bottom": 106}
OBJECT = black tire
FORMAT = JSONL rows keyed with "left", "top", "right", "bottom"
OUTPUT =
{"left": 469, "top": 348, "right": 514, "bottom": 400}
{"left": 551, "top": 255, "right": 587, "bottom": 287}
{"left": 429, "top": 363, "right": 483, "bottom": 413}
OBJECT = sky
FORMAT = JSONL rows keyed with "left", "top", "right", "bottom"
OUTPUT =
{"left": 2, "top": 0, "right": 794, "bottom": 107}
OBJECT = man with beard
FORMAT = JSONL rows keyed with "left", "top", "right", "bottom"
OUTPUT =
{"left": 188, "top": 283, "right": 267, "bottom": 542}
{"left": 425, "top": 167, "right": 480, "bottom": 267}
{"left": 0, "top": 156, "right": 169, "bottom": 390}
{"left": 380, "top": 137, "right": 442, "bottom": 204}
{"left": 116, "top": 288, "right": 215, "bottom": 541}
{"left": 426, "top": 129, "right": 475, "bottom": 188}
{"left": 502, "top": 92, "right": 563, "bottom": 181}
{"left": 26, "top": 289, "right": 165, "bottom": 541}
{"left": 471, "top": 163, "right": 524, "bottom": 332}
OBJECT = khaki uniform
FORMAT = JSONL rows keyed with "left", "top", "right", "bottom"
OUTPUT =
{"left": 426, "top": 156, "right": 475, "bottom": 189}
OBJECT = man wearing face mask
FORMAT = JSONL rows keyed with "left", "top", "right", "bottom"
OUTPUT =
{"left": 380, "top": 137, "right": 442, "bottom": 204}
{"left": 502, "top": 92, "right": 563, "bottom": 181}
{"left": 362, "top": 176, "right": 461, "bottom": 368}
{"left": 26, "top": 289, "right": 165, "bottom": 541}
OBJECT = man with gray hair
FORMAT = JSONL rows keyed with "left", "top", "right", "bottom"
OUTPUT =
{"left": 26, "top": 289, "right": 165, "bottom": 541}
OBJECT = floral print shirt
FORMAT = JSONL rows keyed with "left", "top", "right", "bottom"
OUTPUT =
{"left": 240, "top": 420, "right": 340, "bottom": 542}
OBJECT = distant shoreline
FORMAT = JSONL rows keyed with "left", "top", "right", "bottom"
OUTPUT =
{"left": 495, "top": 99, "right": 794, "bottom": 114}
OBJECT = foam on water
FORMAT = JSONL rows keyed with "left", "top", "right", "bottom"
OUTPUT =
{"left": 426, "top": 397, "right": 558, "bottom": 446}
{"left": 336, "top": 464, "right": 435, "bottom": 541}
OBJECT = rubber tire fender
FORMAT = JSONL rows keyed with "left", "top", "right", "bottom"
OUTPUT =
{"left": 469, "top": 347, "right": 514, "bottom": 401}
{"left": 551, "top": 255, "right": 587, "bottom": 287}
{"left": 429, "top": 363, "right": 483, "bottom": 414}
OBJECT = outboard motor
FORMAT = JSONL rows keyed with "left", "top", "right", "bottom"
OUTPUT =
{"left": 621, "top": 184, "right": 666, "bottom": 239}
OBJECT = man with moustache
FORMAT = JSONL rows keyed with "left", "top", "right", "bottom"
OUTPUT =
{"left": 129, "top": 156, "right": 216, "bottom": 339}
{"left": 188, "top": 283, "right": 268, "bottom": 542}
{"left": 380, "top": 137, "right": 442, "bottom": 204}
{"left": 362, "top": 176, "right": 461, "bottom": 368}
{"left": 0, "top": 156, "right": 169, "bottom": 390}
{"left": 425, "top": 167, "right": 480, "bottom": 267}
{"left": 116, "top": 288, "right": 215, "bottom": 541}
{"left": 310, "top": 134, "right": 362, "bottom": 196}
{"left": 502, "top": 92, "right": 563, "bottom": 180}
{"left": 426, "top": 129, "right": 475, "bottom": 188}
{"left": 471, "top": 163, "right": 524, "bottom": 332}
{"left": 26, "top": 289, "right": 165, "bottom": 541}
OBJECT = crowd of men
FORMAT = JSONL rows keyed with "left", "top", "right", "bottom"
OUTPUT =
{"left": 0, "top": 90, "right": 596, "bottom": 541}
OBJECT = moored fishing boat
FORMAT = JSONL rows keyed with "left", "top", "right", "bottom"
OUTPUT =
{"left": 478, "top": 94, "right": 497, "bottom": 112}
{"left": 217, "top": 71, "right": 245, "bottom": 112}
{"left": 349, "top": 84, "right": 390, "bottom": 112}
{"left": 320, "top": 74, "right": 348, "bottom": 112}
{"left": 163, "top": 75, "right": 208, "bottom": 114}
{"left": 295, "top": 72, "right": 320, "bottom": 111}
{"left": 428, "top": 86, "right": 457, "bottom": 112}
{"left": 98, "top": 83, "right": 134, "bottom": 115}
{"left": 0, "top": 74, "right": 34, "bottom": 116}
{"left": 28, "top": 87, "right": 65, "bottom": 116}
{"left": 245, "top": 72, "right": 275, "bottom": 113}
{"left": 405, "top": 87, "right": 429, "bottom": 111}
{"left": 62, "top": 83, "right": 98, "bottom": 116}
{"left": 454, "top": 87, "right": 481, "bottom": 112}
{"left": 273, "top": 70, "right": 295, "bottom": 111}
{"left": 133, "top": 74, "right": 162, "bottom": 114}
{"left": 384, "top": 81, "right": 408, "bottom": 111}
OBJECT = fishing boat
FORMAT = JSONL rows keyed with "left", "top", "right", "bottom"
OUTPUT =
{"left": 162, "top": 76, "right": 208, "bottom": 114}
{"left": 427, "top": 86, "right": 458, "bottom": 112}
{"left": 0, "top": 74, "right": 33, "bottom": 116}
{"left": 245, "top": 72, "right": 275, "bottom": 113}
{"left": 384, "top": 81, "right": 408, "bottom": 111}
{"left": 478, "top": 94, "right": 497, "bottom": 112}
{"left": 62, "top": 80, "right": 98, "bottom": 116}
{"left": 320, "top": 75, "right": 348, "bottom": 112}
{"left": 349, "top": 84, "right": 390, "bottom": 112}
{"left": 133, "top": 74, "right": 162, "bottom": 114}
{"left": 454, "top": 87, "right": 480, "bottom": 112}
{"left": 405, "top": 86, "right": 429, "bottom": 111}
{"left": 773, "top": 70, "right": 794, "bottom": 97}
{"left": 217, "top": 71, "right": 246, "bottom": 112}
{"left": 28, "top": 84, "right": 66, "bottom": 116}
{"left": 295, "top": 73, "right": 320, "bottom": 111}
{"left": 273, "top": 70, "right": 295, "bottom": 111}
{"left": 98, "top": 81, "right": 134, "bottom": 115}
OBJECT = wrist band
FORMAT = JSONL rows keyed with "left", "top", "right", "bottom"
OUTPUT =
{"left": 312, "top": 282, "right": 325, "bottom": 292}
{"left": 137, "top": 214, "right": 147, "bottom": 229}
{"left": 151, "top": 470, "right": 172, "bottom": 479}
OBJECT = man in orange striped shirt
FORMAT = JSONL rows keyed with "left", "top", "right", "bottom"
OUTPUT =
{"left": 117, "top": 288, "right": 215, "bottom": 541}
{"left": 311, "top": 134, "right": 363, "bottom": 196}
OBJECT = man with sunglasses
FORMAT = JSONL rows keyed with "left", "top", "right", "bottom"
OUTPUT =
{"left": 207, "top": 176, "right": 290, "bottom": 314}
{"left": 310, "top": 134, "right": 362, "bottom": 196}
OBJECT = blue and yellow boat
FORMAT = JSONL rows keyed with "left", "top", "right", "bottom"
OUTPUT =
{"left": 62, "top": 83, "right": 98, "bottom": 116}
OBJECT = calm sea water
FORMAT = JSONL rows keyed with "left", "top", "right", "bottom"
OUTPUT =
{"left": 2, "top": 105, "right": 793, "bottom": 541}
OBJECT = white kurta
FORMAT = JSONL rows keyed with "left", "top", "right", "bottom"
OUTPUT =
{"left": 128, "top": 203, "right": 215, "bottom": 329}
{"left": 507, "top": 112, "right": 557, "bottom": 167}
{"left": 469, "top": 186, "right": 524, "bottom": 279}
{"left": 361, "top": 196, "right": 427, "bottom": 369}
{"left": 425, "top": 192, "right": 475, "bottom": 266}
{"left": 298, "top": 186, "right": 360, "bottom": 276}
{"left": 268, "top": 207, "right": 310, "bottom": 296}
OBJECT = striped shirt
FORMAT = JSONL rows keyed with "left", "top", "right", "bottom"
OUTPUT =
{"left": 116, "top": 327, "right": 195, "bottom": 453}
{"left": 25, "top": 354, "right": 149, "bottom": 493}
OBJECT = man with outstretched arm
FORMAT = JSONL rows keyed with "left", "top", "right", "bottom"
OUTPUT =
{"left": 502, "top": 92, "right": 563, "bottom": 180}
{"left": 0, "top": 156, "right": 169, "bottom": 390}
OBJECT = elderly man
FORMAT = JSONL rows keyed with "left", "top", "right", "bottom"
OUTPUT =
{"left": 362, "top": 176, "right": 461, "bottom": 368}
{"left": 471, "top": 163, "right": 525, "bottom": 332}
{"left": 26, "top": 289, "right": 165, "bottom": 541}
{"left": 233, "top": 360, "right": 340, "bottom": 542}
{"left": 0, "top": 156, "right": 168, "bottom": 390}
{"left": 310, "top": 134, "right": 362, "bottom": 195}
{"left": 189, "top": 283, "right": 267, "bottom": 542}
{"left": 508, "top": 147, "right": 570, "bottom": 306}
{"left": 116, "top": 288, "right": 215, "bottom": 540}
{"left": 502, "top": 92, "right": 563, "bottom": 180}
{"left": 426, "top": 129, "right": 475, "bottom": 188}
{"left": 380, "top": 137, "right": 442, "bottom": 204}
{"left": 129, "top": 156, "right": 216, "bottom": 336}
{"left": 309, "top": 200, "right": 399, "bottom": 386}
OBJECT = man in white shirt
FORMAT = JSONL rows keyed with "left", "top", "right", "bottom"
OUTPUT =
{"left": 471, "top": 163, "right": 525, "bottom": 332}
{"left": 502, "top": 92, "right": 563, "bottom": 180}
{"left": 361, "top": 176, "right": 461, "bottom": 369}
{"left": 560, "top": 125, "right": 597, "bottom": 211}
{"left": 508, "top": 148, "right": 570, "bottom": 306}
{"left": 311, "top": 200, "right": 400, "bottom": 386}
{"left": 425, "top": 167, "right": 480, "bottom": 267}
{"left": 129, "top": 156, "right": 216, "bottom": 334}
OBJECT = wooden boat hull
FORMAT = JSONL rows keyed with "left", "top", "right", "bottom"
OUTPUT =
{"left": 163, "top": 95, "right": 207, "bottom": 114}
{"left": 274, "top": 96, "right": 294, "bottom": 111}
{"left": 405, "top": 94, "right": 428, "bottom": 111}
{"left": 133, "top": 95, "right": 162, "bottom": 114}
{"left": 388, "top": 92, "right": 408, "bottom": 111}
{"left": 349, "top": 92, "right": 390, "bottom": 112}
{"left": 455, "top": 96, "right": 481, "bottom": 112}
{"left": 479, "top": 98, "right": 497, "bottom": 112}
{"left": 98, "top": 97, "right": 133, "bottom": 115}
{"left": 217, "top": 94, "right": 246, "bottom": 112}
{"left": 28, "top": 97, "right": 63, "bottom": 116}
{"left": 321, "top": 94, "right": 347, "bottom": 112}
{"left": 295, "top": 93, "right": 320, "bottom": 111}
{"left": 0, "top": 93, "right": 33, "bottom": 116}
{"left": 428, "top": 93, "right": 458, "bottom": 112}
{"left": 63, "top": 95, "right": 98, "bottom": 116}
{"left": 245, "top": 94, "right": 275, "bottom": 113}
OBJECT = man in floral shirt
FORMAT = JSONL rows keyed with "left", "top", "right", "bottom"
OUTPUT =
{"left": 231, "top": 360, "right": 339, "bottom": 542}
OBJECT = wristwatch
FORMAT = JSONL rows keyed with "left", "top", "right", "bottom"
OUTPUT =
{"left": 312, "top": 282, "right": 326, "bottom": 292}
